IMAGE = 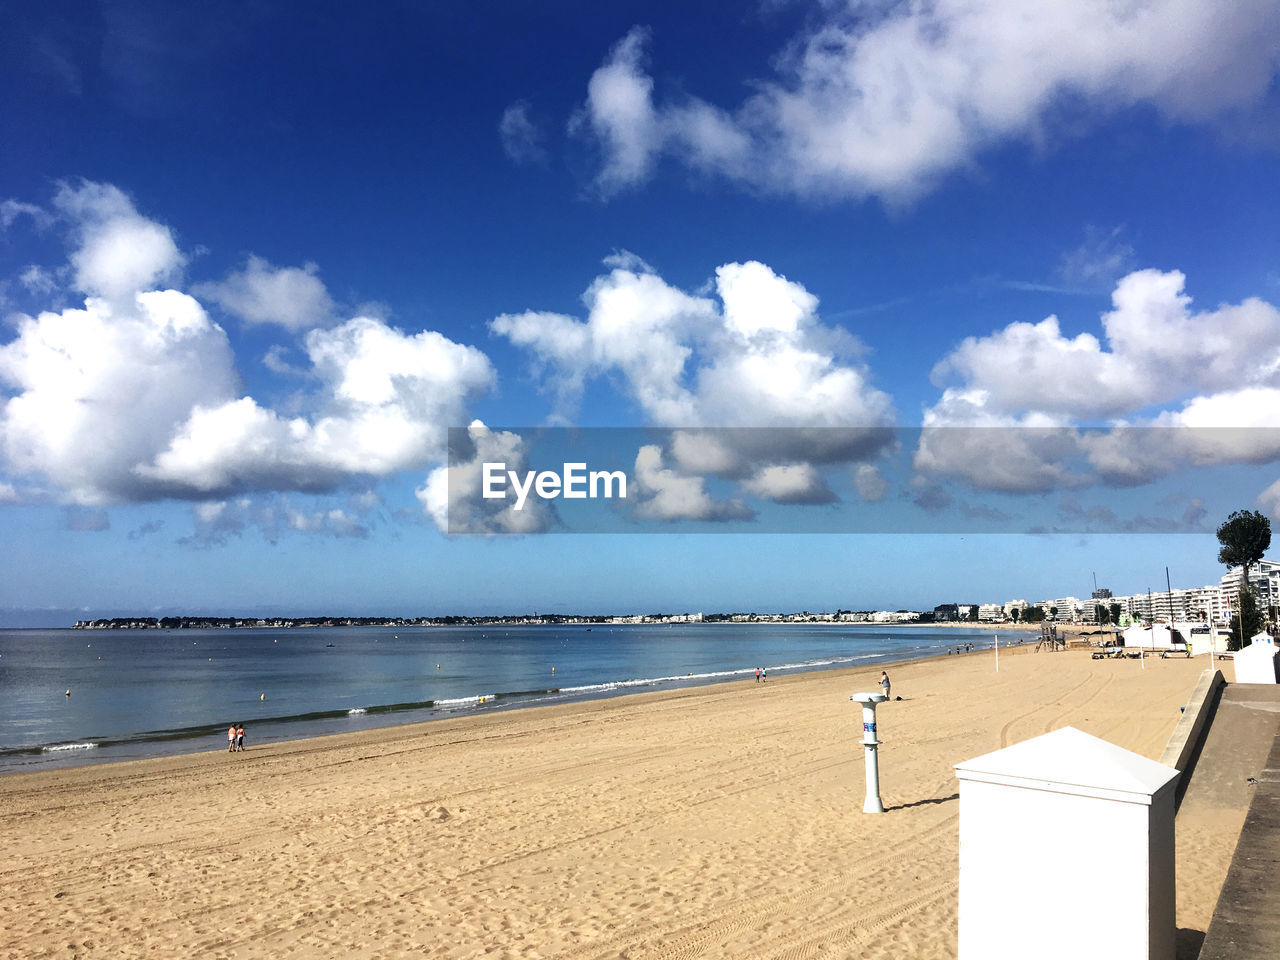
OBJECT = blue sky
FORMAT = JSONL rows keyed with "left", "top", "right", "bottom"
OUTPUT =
{"left": 3, "top": 1, "right": 1280, "bottom": 625}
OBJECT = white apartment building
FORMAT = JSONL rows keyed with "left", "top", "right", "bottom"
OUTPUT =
{"left": 1029, "top": 597, "right": 1082, "bottom": 621}
{"left": 1221, "top": 559, "right": 1280, "bottom": 616}
{"left": 978, "top": 603, "right": 1004, "bottom": 621}
{"left": 1112, "top": 585, "right": 1229, "bottom": 624}
{"left": 870, "top": 610, "right": 921, "bottom": 623}
{"left": 1003, "top": 599, "right": 1028, "bottom": 618}
{"left": 1052, "top": 597, "right": 1085, "bottom": 621}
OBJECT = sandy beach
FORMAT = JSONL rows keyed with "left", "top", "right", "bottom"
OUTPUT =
{"left": 0, "top": 646, "right": 1244, "bottom": 959}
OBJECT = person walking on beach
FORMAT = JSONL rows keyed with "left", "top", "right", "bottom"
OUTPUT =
{"left": 235, "top": 724, "right": 245, "bottom": 752}
{"left": 755, "top": 667, "right": 761, "bottom": 683}
{"left": 760, "top": 667, "right": 767, "bottom": 682}
{"left": 227, "top": 724, "right": 236, "bottom": 752}
{"left": 881, "top": 671, "right": 891, "bottom": 700}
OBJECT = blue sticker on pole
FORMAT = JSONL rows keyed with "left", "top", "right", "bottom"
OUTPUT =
{"left": 863, "top": 722, "right": 876, "bottom": 733}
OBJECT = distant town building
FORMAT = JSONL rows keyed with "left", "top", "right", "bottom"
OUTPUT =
{"left": 1003, "top": 600, "right": 1029, "bottom": 618}
{"left": 1049, "top": 597, "right": 1084, "bottom": 621}
{"left": 1221, "top": 559, "right": 1280, "bottom": 614}
{"left": 870, "top": 610, "right": 920, "bottom": 623}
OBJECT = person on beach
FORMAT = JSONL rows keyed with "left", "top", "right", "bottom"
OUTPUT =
{"left": 760, "top": 668, "right": 767, "bottom": 682}
{"left": 755, "top": 667, "right": 761, "bottom": 683}
{"left": 881, "top": 671, "right": 891, "bottom": 700}
{"left": 235, "top": 724, "right": 245, "bottom": 752}
{"left": 227, "top": 724, "right": 236, "bottom": 752}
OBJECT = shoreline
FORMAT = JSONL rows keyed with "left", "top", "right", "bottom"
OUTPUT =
{"left": 3, "top": 630, "right": 1037, "bottom": 777}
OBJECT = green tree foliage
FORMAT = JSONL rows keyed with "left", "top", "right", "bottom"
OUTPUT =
{"left": 1010, "top": 607, "right": 1020, "bottom": 623}
{"left": 1229, "top": 588, "right": 1264, "bottom": 650}
{"left": 1109, "top": 602, "right": 1122, "bottom": 625}
{"left": 1217, "top": 509, "right": 1272, "bottom": 649}
{"left": 1217, "top": 510, "right": 1272, "bottom": 575}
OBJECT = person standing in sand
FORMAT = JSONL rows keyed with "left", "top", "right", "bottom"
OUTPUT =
{"left": 755, "top": 667, "right": 761, "bottom": 683}
{"left": 235, "top": 724, "right": 245, "bottom": 752}
{"left": 881, "top": 671, "right": 891, "bottom": 700}
{"left": 227, "top": 724, "right": 236, "bottom": 752}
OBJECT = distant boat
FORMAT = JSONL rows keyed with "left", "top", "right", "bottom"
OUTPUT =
{"left": 325, "top": 643, "right": 335, "bottom": 647}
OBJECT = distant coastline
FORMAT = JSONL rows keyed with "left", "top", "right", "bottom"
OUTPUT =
{"left": 70, "top": 613, "right": 1042, "bottom": 630}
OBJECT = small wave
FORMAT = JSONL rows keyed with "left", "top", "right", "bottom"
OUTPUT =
{"left": 770, "top": 654, "right": 878, "bottom": 671}
{"left": 435, "top": 694, "right": 495, "bottom": 708}
{"left": 556, "top": 655, "right": 879, "bottom": 693}
{"left": 42, "top": 742, "right": 98, "bottom": 753}
{"left": 347, "top": 708, "right": 367, "bottom": 715}
{"left": 560, "top": 678, "right": 662, "bottom": 694}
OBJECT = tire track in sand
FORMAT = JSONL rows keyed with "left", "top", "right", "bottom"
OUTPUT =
{"left": 555, "top": 805, "right": 959, "bottom": 960}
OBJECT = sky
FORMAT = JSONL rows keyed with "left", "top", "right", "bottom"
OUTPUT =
{"left": 3, "top": 0, "right": 1280, "bottom": 625}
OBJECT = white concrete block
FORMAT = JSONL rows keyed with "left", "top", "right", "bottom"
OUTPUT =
{"left": 955, "top": 727, "right": 1179, "bottom": 960}
{"left": 1234, "top": 639, "right": 1279, "bottom": 684}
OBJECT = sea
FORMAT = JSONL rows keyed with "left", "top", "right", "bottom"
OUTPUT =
{"left": 0, "top": 623, "right": 1008, "bottom": 774}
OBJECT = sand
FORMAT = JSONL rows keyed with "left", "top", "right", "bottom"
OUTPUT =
{"left": 0, "top": 646, "right": 1245, "bottom": 959}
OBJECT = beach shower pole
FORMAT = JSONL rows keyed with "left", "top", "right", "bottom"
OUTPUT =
{"left": 850, "top": 692, "right": 887, "bottom": 813}
{"left": 994, "top": 633, "right": 999, "bottom": 672}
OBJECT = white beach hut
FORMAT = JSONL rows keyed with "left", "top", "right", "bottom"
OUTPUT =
{"left": 1234, "top": 637, "right": 1279, "bottom": 684}
{"left": 956, "top": 727, "right": 1179, "bottom": 960}
{"left": 1122, "top": 622, "right": 1189, "bottom": 652}
{"left": 1186, "top": 624, "right": 1228, "bottom": 658}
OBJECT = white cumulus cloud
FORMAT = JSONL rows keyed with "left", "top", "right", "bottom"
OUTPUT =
{"left": 920, "top": 268, "right": 1280, "bottom": 494}
{"left": 195, "top": 255, "right": 337, "bottom": 331}
{"left": 741, "top": 463, "right": 837, "bottom": 505}
{"left": 493, "top": 256, "right": 893, "bottom": 430}
{"left": 418, "top": 421, "right": 555, "bottom": 535}
{"left": 632, "top": 444, "right": 754, "bottom": 522}
{"left": 493, "top": 255, "right": 896, "bottom": 512}
{"left": 141, "top": 316, "right": 494, "bottom": 495}
{"left": 0, "top": 182, "right": 496, "bottom": 515}
{"left": 54, "top": 180, "right": 184, "bottom": 301}
{"left": 575, "top": 4, "right": 1280, "bottom": 202}
{"left": 0, "top": 290, "right": 239, "bottom": 504}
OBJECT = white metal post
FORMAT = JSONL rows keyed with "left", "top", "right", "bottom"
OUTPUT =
{"left": 850, "top": 692, "right": 887, "bottom": 813}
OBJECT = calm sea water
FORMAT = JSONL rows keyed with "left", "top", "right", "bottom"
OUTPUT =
{"left": 0, "top": 623, "right": 1007, "bottom": 773}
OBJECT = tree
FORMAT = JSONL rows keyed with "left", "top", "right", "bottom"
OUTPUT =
{"left": 1010, "top": 607, "right": 1020, "bottom": 623}
{"left": 968, "top": 605, "right": 979, "bottom": 622}
{"left": 1049, "top": 606, "right": 1059, "bottom": 621}
{"left": 1229, "top": 589, "right": 1263, "bottom": 651}
{"left": 1109, "top": 602, "right": 1122, "bottom": 626}
{"left": 1217, "top": 509, "right": 1272, "bottom": 650}
{"left": 1095, "top": 604, "right": 1109, "bottom": 625}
